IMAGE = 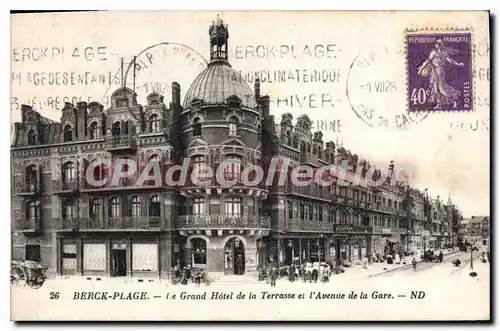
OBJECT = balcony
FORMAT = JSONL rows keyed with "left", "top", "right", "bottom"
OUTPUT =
{"left": 52, "top": 179, "right": 79, "bottom": 194}
{"left": 105, "top": 134, "right": 137, "bottom": 152}
{"left": 334, "top": 224, "right": 372, "bottom": 234}
{"left": 284, "top": 219, "right": 333, "bottom": 233}
{"left": 286, "top": 183, "right": 332, "bottom": 201}
{"left": 14, "top": 218, "right": 41, "bottom": 232}
{"left": 15, "top": 182, "right": 41, "bottom": 196}
{"left": 55, "top": 217, "right": 162, "bottom": 231}
{"left": 176, "top": 214, "right": 271, "bottom": 230}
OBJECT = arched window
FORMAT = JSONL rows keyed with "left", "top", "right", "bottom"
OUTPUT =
{"left": 62, "top": 162, "right": 76, "bottom": 185}
{"left": 112, "top": 122, "right": 121, "bottom": 137}
{"left": 192, "top": 238, "right": 207, "bottom": 265}
{"left": 27, "top": 129, "right": 36, "bottom": 145}
{"left": 62, "top": 198, "right": 75, "bottom": 219}
{"left": 63, "top": 125, "right": 73, "bottom": 142}
{"left": 124, "top": 120, "right": 135, "bottom": 135}
{"left": 192, "top": 118, "right": 202, "bottom": 137}
{"left": 225, "top": 196, "right": 242, "bottom": 217}
{"left": 108, "top": 197, "right": 120, "bottom": 218}
{"left": 149, "top": 195, "right": 161, "bottom": 217}
{"left": 228, "top": 116, "right": 238, "bottom": 136}
{"left": 149, "top": 114, "right": 161, "bottom": 133}
{"left": 131, "top": 196, "right": 141, "bottom": 217}
{"left": 89, "top": 122, "right": 99, "bottom": 139}
{"left": 90, "top": 197, "right": 101, "bottom": 218}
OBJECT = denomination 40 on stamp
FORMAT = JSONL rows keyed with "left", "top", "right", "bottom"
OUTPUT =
{"left": 406, "top": 30, "right": 473, "bottom": 112}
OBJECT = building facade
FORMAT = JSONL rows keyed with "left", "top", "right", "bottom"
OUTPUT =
{"left": 11, "top": 17, "right": 463, "bottom": 279}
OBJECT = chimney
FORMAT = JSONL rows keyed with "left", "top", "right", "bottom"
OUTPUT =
{"left": 254, "top": 78, "right": 260, "bottom": 101}
{"left": 172, "top": 82, "right": 181, "bottom": 106}
{"left": 389, "top": 160, "right": 394, "bottom": 171}
{"left": 259, "top": 95, "right": 270, "bottom": 118}
{"left": 21, "top": 104, "right": 32, "bottom": 123}
{"left": 76, "top": 102, "right": 88, "bottom": 139}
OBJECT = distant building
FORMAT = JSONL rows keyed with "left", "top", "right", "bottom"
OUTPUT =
{"left": 459, "top": 216, "right": 490, "bottom": 248}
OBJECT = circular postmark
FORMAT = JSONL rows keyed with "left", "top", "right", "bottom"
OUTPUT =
{"left": 346, "top": 43, "right": 428, "bottom": 130}
{"left": 102, "top": 42, "right": 208, "bottom": 108}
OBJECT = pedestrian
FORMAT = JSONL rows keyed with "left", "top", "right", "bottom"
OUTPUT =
{"left": 412, "top": 257, "right": 417, "bottom": 271}
{"left": 362, "top": 256, "right": 369, "bottom": 269}
{"left": 438, "top": 250, "right": 443, "bottom": 263}
{"left": 312, "top": 261, "right": 320, "bottom": 283}
{"left": 269, "top": 265, "right": 278, "bottom": 287}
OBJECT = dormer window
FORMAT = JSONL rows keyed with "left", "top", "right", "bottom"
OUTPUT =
{"left": 116, "top": 98, "right": 129, "bottom": 108}
{"left": 228, "top": 116, "right": 238, "bottom": 136}
{"left": 149, "top": 114, "right": 161, "bottom": 133}
{"left": 89, "top": 122, "right": 99, "bottom": 139}
{"left": 63, "top": 125, "right": 72, "bottom": 142}
{"left": 192, "top": 118, "right": 202, "bottom": 137}
{"left": 27, "top": 129, "right": 36, "bottom": 145}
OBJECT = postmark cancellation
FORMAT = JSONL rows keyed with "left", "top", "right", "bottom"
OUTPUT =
{"left": 405, "top": 27, "right": 474, "bottom": 113}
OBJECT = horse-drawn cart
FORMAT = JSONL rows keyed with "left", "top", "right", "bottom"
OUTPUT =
{"left": 10, "top": 260, "right": 47, "bottom": 289}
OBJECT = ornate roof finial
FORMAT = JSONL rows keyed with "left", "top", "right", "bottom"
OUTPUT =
{"left": 216, "top": 13, "right": 222, "bottom": 25}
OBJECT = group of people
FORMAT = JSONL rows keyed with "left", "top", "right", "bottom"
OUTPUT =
{"left": 173, "top": 264, "right": 208, "bottom": 286}
{"left": 266, "top": 261, "right": 334, "bottom": 286}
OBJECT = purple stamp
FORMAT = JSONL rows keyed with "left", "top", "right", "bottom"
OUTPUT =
{"left": 406, "top": 31, "right": 473, "bottom": 112}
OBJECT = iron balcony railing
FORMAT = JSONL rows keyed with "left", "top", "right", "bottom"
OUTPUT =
{"left": 105, "top": 134, "right": 137, "bottom": 151}
{"left": 56, "top": 216, "right": 162, "bottom": 230}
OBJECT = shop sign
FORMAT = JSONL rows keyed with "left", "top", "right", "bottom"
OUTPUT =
{"left": 335, "top": 224, "right": 354, "bottom": 233}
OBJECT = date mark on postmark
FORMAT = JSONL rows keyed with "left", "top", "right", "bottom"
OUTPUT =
{"left": 406, "top": 30, "right": 473, "bottom": 112}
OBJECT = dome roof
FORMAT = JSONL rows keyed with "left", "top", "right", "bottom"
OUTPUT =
{"left": 182, "top": 62, "right": 256, "bottom": 109}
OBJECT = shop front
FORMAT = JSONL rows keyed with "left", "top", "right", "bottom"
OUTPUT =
{"left": 58, "top": 232, "right": 171, "bottom": 279}
{"left": 266, "top": 235, "right": 330, "bottom": 267}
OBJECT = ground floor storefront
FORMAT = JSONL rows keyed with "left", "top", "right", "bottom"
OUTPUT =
{"left": 264, "top": 234, "right": 331, "bottom": 267}
{"left": 56, "top": 232, "right": 172, "bottom": 279}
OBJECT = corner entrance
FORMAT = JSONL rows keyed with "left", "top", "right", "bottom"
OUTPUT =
{"left": 224, "top": 237, "right": 245, "bottom": 275}
{"left": 111, "top": 248, "right": 127, "bottom": 277}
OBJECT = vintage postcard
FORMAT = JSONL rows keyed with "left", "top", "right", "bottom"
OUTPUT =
{"left": 10, "top": 11, "right": 490, "bottom": 321}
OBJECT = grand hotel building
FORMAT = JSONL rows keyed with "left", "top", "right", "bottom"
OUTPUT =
{"left": 10, "top": 17, "right": 461, "bottom": 279}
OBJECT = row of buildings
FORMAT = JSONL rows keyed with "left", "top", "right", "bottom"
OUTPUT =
{"left": 458, "top": 216, "right": 490, "bottom": 250}
{"left": 11, "top": 17, "right": 464, "bottom": 279}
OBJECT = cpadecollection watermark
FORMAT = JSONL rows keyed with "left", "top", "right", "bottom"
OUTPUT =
{"left": 83, "top": 156, "right": 412, "bottom": 190}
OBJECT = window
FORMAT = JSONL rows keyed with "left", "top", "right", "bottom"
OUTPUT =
{"left": 27, "top": 129, "right": 36, "bottom": 145}
{"left": 225, "top": 196, "right": 242, "bottom": 217}
{"left": 132, "top": 243, "right": 158, "bottom": 271}
{"left": 27, "top": 201, "right": 39, "bottom": 220}
{"left": 112, "top": 122, "right": 121, "bottom": 137}
{"left": 300, "top": 203, "right": 305, "bottom": 219}
{"left": 26, "top": 165, "right": 38, "bottom": 189}
{"left": 89, "top": 122, "right": 99, "bottom": 139}
{"left": 108, "top": 197, "right": 120, "bottom": 218}
{"left": 62, "top": 162, "right": 77, "bottom": 185}
{"left": 309, "top": 204, "right": 313, "bottom": 220}
{"left": 62, "top": 199, "right": 75, "bottom": 219}
{"left": 149, "top": 114, "right": 161, "bottom": 133}
{"left": 83, "top": 243, "right": 106, "bottom": 271}
{"left": 116, "top": 98, "right": 129, "bottom": 108}
{"left": 90, "top": 198, "right": 101, "bottom": 218}
{"left": 149, "top": 196, "right": 161, "bottom": 217}
{"left": 293, "top": 201, "right": 298, "bottom": 218}
{"left": 287, "top": 201, "right": 293, "bottom": 219}
{"left": 228, "top": 116, "right": 238, "bottom": 136}
{"left": 304, "top": 204, "right": 309, "bottom": 220}
{"left": 192, "top": 118, "right": 202, "bottom": 137}
{"left": 313, "top": 205, "right": 318, "bottom": 221}
{"left": 192, "top": 197, "right": 205, "bottom": 215}
{"left": 285, "top": 131, "right": 291, "bottom": 145}
{"left": 192, "top": 238, "right": 207, "bottom": 265}
{"left": 319, "top": 206, "right": 323, "bottom": 222}
{"left": 131, "top": 196, "right": 141, "bottom": 217}
{"left": 62, "top": 242, "right": 77, "bottom": 271}
{"left": 124, "top": 120, "right": 135, "bottom": 135}
{"left": 63, "top": 125, "right": 72, "bottom": 142}
{"left": 224, "top": 155, "right": 241, "bottom": 180}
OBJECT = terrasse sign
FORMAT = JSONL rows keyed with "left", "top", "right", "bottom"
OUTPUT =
{"left": 180, "top": 215, "right": 270, "bottom": 228}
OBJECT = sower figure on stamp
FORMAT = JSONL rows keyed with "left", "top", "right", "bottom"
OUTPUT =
{"left": 417, "top": 39, "right": 464, "bottom": 110}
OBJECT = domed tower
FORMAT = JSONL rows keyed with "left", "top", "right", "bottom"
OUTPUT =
{"left": 176, "top": 16, "right": 270, "bottom": 277}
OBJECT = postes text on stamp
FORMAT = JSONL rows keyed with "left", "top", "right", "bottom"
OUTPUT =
{"left": 406, "top": 31, "right": 473, "bottom": 112}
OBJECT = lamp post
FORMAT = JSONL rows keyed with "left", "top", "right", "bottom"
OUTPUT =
{"left": 469, "top": 229, "right": 474, "bottom": 270}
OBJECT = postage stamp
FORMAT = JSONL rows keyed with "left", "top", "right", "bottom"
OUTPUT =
{"left": 405, "top": 30, "right": 473, "bottom": 112}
